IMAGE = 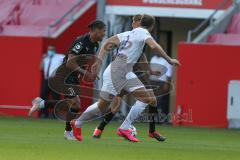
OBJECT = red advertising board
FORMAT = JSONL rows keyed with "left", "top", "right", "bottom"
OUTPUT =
{"left": 107, "top": 0, "right": 232, "bottom": 9}
{"left": 174, "top": 43, "right": 240, "bottom": 128}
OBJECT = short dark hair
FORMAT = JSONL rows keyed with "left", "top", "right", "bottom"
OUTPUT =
{"left": 132, "top": 14, "right": 142, "bottom": 22}
{"left": 48, "top": 45, "right": 55, "bottom": 50}
{"left": 88, "top": 20, "right": 106, "bottom": 30}
{"left": 140, "top": 14, "right": 155, "bottom": 29}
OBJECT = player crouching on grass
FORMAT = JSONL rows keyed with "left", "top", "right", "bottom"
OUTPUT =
{"left": 71, "top": 14, "right": 180, "bottom": 142}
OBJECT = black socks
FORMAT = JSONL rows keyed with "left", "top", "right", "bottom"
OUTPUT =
{"left": 97, "top": 112, "right": 115, "bottom": 131}
{"left": 148, "top": 105, "right": 158, "bottom": 133}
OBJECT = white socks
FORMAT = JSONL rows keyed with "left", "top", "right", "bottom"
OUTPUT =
{"left": 75, "top": 100, "right": 148, "bottom": 129}
{"left": 39, "top": 100, "right": 45, "bottom": 109}
{"left": 75, "top": 102, "right": 101, "bottom": 128}
{"left": 120, "top": 100, "right": 148, "bottom": 130}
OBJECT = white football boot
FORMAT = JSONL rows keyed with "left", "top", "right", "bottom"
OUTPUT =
{"left": 64, "top": 131, "right": 76, "bottom": 141}
{"left": 28, "top": 97, "right": 44, "bottom": 117}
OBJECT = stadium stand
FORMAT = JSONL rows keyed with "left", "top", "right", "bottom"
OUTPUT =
{"left": 0, "top": 1, "right": 20, "bottom": 29}
{"left": 0, "top": 0, "right": 96, "bottom": 117}
{"left": 207, "top": 33, "right": 240, "bottom": 45}
{"left": 207, "top": 10, "right": 240, "bottom": 45}
{"left": 0, "top": 0, "right": 89, "bottom": 37}
{"left": 227, "top": 12, "right": 240, "bottom": 34}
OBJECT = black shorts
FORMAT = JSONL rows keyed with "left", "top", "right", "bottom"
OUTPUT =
{"left": 49, "top": 64, "right": 94, "bottom": 99}
{"left": 48, "top": 64, "right": 80, "bottom": 97}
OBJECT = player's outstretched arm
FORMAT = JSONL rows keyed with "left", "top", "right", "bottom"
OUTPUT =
{"left": 98, "top": 35, "right": 120, "bottom": 62}
{"left": 91, "top": 36, "right": 120, "bottom": 74}
{"left": 145, "top": 38, "right": 181, "bottom": 66}
{"left": 138, "top": 54, "right": 161, "bottom": 76}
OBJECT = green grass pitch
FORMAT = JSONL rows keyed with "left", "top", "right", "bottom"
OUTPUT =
{"left": 0, "top": 116, "right": 240, "bottom": 160}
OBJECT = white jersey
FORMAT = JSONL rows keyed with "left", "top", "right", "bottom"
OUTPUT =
{"left": 116, "top": 27, "right": 152, "bottom": 64}
{"left": 100, "top": 28, "right": 151, "bottom": 99}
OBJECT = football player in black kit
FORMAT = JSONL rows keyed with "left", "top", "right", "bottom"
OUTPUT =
{"left": 28, "top": 20, "right": 106, "bottom": 140}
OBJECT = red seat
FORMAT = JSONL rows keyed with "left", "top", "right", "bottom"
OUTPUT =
{"left": 207, "top": 33, "right": 240, "bottom": 45}
{"left": 19, "top": 5, "right": 71, "bottom": 26}
{"left": 227, "top": 13, "right": 240, "bottom": 34}
{"left": 36, "top": 0, "right": 79, "bottom": 6}
{"left": 0, "top": 1, "right": 19, "bottom": 24}
{"left": 1, "top": 25, "right": 47, "bottom": 37}
{"left": 0, "top": 0, "right": 91, "bottom": 36}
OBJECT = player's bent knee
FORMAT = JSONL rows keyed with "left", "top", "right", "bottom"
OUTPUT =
{"left": 110, "top": 97, "right": 121, "bottom": 113}
{"left": 150, "top": 97, "right": 157, "bottom": 107}
{"left": 142, "top": 96, "right": 157, "bottom": 106}
{"left": 145, "top": 97, "right": 157, "bottom": 106}
{"left": 145, "top": 89, "right": 157, "bottom": 106}
{"left": 98, "top": 98, "right": 111, "bottom": 113}
{"left": 66, "top": 99, "right": 78, "bottom": 107}
{"left": 111, "top": 106, "right": 120, "bottom": 114}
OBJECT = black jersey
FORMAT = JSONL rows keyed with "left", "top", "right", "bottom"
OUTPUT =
{"left": 61, "top": 33, "right": 99, "bottom": 85}
{"left": 63, "top": 33, "right": 99, "bottom": 63}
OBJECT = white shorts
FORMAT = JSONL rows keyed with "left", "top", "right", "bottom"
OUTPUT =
{"left": 100, "top": 55, "right": 144, "bottom": 101}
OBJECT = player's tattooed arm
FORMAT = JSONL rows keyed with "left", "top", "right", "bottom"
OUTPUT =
{"left": 66, "top": 54, "right": 88, "bottom": 76}
{"left": 145, "top": 38, "right": 181, "bottom": 66}
{"left": 67, "top": 53, "right": 97, "bottom": 81}
{"left": 66, "top": 53, "right": 80, "bottom": 71}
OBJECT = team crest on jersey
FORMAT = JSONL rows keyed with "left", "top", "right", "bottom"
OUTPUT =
{"left": 72, "top": 42, "right": 83, "bottom": 54}
{"left": 118, "top": 35, "right": 132, "bottom": 52}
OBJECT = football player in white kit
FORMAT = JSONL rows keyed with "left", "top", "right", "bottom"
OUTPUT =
{"left": 71, "top": 14, "right": 180, "bottom": 142}
{"left": 93, "top": 14, "right": 167, "bottom": 142}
